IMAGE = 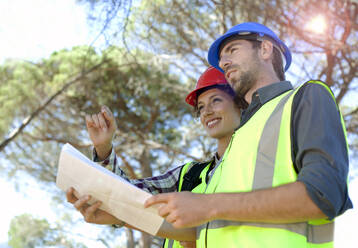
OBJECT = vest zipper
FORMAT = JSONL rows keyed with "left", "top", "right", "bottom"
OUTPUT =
{"left": 205, "top": 222, "right": 209, "bottom": 248}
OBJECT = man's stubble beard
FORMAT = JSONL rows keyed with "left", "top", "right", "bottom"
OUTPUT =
{"left": 230, "top": 60, "right": 260, "bottom": 101}
{"left": 232, "top": 71, "right": 256, "bottom": 98}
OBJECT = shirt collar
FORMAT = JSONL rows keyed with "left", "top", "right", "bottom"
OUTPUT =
{"left": 251, "top": 81, "right": 293, "bottom": 105}
{"left": 208, "top": 152, "right": 220, "bottom": 167}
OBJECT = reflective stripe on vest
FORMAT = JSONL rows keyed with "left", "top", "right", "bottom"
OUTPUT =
{"left": 252, "top": 89, "right": 293, "bottom": 190}
{"left": 197, "top": 220, "right": 334, "bottom": 244}
{"left": 166, "top": 239, "right": 174, "bottom": 248}
{"left": 197, "top": 81, "right": 343, "bottom": 248}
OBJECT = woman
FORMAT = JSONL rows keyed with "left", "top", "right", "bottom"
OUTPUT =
{"left": 66, "top": 67, "right": 242, "bottom": 247}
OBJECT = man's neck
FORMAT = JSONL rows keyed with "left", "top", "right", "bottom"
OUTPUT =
{"left": 245, "top": 76, "right": 280, "bottom": 104}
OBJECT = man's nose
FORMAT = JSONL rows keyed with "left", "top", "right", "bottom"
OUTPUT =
{"left": 219, "top": 55, "right": 231, "bottom": 72}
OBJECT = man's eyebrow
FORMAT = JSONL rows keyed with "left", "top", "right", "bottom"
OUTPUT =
{"left": 220, "top": 41, "right": 242, "bottom": 57}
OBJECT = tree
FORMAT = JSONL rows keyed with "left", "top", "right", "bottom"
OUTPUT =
{"left": 8, "top": 213, "right": 86, "bottom": 248}
{"left": 0, "top": 45, "right": 206, "bottom": 180}
{"left": 81, "top": 0, "right": 357, "bottom": 143}
{"left": 71, "top": 0, "right": 358, "bottom": 246}
{"left": 1, "top": 0, "right": 356, "bottom": 247}
{"left": 83, "top": 0, "right": 358, "bottom": 168}
{"left": 0, "top": 45, "right": 210, "bottom": 247}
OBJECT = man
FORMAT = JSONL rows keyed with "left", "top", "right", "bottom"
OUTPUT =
{"left": 145, "top": 22, "right": 352, "bottom": 247}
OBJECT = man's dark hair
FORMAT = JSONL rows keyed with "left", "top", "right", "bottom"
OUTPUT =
{"left": 250, "top": 40, "right": 285, "bottom": 81}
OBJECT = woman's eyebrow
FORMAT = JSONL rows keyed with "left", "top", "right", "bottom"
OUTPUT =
{"left": 198, "top": 94, "right": 221, "bottom": 105}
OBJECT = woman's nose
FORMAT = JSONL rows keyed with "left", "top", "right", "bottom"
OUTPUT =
{"left": 201, "top": 104, "right": 214, "bottom": 117}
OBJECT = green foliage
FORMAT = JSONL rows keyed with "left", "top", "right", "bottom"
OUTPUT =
{"left": 0, "top": 44, "right": 198, "bottom": 183}
{"left": 8, "top": 213, "right": 49, "bottom": 248}
{"left": 2, "top": 0, "right": 356, "bottom": 247}
{"left": 8, "top": 213, "right": 86, "bottom": 248}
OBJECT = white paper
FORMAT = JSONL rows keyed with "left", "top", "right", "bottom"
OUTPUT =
{"left": 56, "top": 143, "right": 164, "bottom": 235}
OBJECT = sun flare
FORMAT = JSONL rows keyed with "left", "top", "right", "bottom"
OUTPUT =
{"left": 305, "top": 15, "right": 327, "bottom": 34}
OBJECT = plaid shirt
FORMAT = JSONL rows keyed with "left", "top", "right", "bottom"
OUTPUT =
{"left": 93, "top": 148, "right": 188, "bottom": 195}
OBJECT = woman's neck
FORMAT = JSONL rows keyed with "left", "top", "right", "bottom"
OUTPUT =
{"left": 217, "top": 134, "right": 233, "bottom": 158}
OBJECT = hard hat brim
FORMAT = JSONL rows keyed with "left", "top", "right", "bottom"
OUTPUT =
{"left": 185, "top": 81, "right": 228, "bottom": 107}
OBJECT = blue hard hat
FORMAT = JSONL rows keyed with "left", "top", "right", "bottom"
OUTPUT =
{"left": 208, "top": 22, "right": 292, "bottom": 72}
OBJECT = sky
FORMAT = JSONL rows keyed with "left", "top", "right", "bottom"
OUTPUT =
{"left": 0, "top": 0, "right": 357, "bottom": 247}
{"left": 0, "top": 176, "right": 57, "bottom": 242}
{"left": 0, "top": 0, "right": 106, "bottom": 246}
{"left": 0, "top": 0, "right": 90, "bottom": 63}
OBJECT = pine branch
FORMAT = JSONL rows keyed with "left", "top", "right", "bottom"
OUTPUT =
{"left": 0, "top": 60, "right": 108, "bottom": 152}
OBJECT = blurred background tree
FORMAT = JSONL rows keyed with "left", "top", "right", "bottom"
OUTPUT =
{"left": 0, "top": 0, "right": 356, "bottom": 247}
{"left": 8, "top": 213, "right": 87, "bottom": 248}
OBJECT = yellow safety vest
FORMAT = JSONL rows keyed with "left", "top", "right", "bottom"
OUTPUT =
{"left": 163, "top": 161, "right": 212, "bottom": 248}
{"left": 197, "top": 81, "right": 347, "bottom": 248}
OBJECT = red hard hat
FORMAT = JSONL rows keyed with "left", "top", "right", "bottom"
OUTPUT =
{"left": 185, "top": 66, "right": 228, "bottom": 106}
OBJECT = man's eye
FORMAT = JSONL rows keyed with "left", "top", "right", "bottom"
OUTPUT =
{"left": 230, "top": 48, "right": 238, "bottom": 53}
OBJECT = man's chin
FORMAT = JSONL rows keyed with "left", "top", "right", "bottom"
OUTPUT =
{"left": 228, "top": 78, "right": 239, "bottom": 90}
{"left": 231, "top": 82, "right": 242, "bottom": 95}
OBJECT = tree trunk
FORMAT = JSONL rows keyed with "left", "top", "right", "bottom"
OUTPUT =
{"left": 139, "top": 147, "right": 153, "bottom": 178}
{"left": 125, "top": 228, "right": 135, "bottom": 248}
{"left": 139, "top": 147, "right": 154, "bottom": 247}
{"left": 139, "top": 233, "right": 152, "bottom": 248}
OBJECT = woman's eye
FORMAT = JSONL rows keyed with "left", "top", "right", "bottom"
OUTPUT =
{"left": 213, "top": 98, "right": 222, "bottom": 103}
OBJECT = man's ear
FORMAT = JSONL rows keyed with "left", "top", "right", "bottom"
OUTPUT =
{"left": 259, "top": 40, "right": 274, "bottom": 61}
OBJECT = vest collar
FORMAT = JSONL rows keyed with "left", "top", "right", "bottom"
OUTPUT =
{"left": 253, "top": 81, "right": 293, "bottom": 105}
{"left": 239, "top": 81, "right": 293, "bottom": 129}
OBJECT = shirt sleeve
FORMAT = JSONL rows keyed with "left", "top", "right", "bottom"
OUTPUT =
{"left": 92, "top": 147, "right": 117, "bottom": 173}
{"left": 92, "top": 147, "right": 183, "bottom": 195}
{"left": 292, "top": 82, "right": 353, "bottom": 219}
